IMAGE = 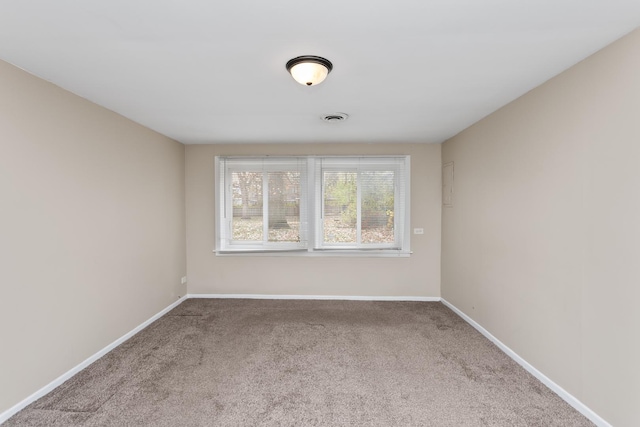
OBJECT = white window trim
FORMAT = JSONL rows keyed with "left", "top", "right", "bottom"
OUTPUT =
{"left": 220, "top": 158, "right": 308, "bottom": 252}
{"left": 215, "top": 155, "right": 411, "bottom": 257}
{"left": 315, "top": 159, "right": 407, "bottom": 251}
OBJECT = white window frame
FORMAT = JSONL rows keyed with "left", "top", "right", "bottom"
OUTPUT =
{"left": 216, "top": 157, "right": 308, "bottom": 253}
{"left": 314, "top": 157, "right": 407, "bottom": 251}
{"left": 215, "top": 156, "right": 411, "bottom": 257}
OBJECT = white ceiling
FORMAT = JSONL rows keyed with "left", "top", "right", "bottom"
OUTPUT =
{"left": 1, "top": 1, "right": 639, "bottom": 145}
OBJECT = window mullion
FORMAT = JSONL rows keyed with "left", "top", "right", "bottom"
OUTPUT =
{"left": 317, "top": 161, "right": 325, "bottom": 248}
{"left": 262, "top": 172, "right": 269, "bottom": 244}
{"left": 307, "top": 158, "right": 318, "bottom": 250}
{"left": 394, "top": 170, "right": 399, "bottom": 247}
{"left": 225, "top": 167, "right": 233, "bottom": 248}
{"left": 356, "top": 168, "right": 362, "bottom": 246}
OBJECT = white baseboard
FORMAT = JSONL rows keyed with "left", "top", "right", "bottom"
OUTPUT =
{"left": 440, "top": 298, "right": 611, "bottom": 427}
{"left": 0, "top": 296, "right": 187, "bottom": 425}
{"left": 187, "top": 293, "right": 441, "bottom": 302}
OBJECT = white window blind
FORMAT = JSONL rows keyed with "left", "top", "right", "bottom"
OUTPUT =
{"left": 315, "top": 157, "right": 407, "bottom": 250}
{"left": 216, "top": 156, "right": 410, "bottom": 255}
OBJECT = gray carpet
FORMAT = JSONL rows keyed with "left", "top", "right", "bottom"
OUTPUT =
{"left": 5, "top": 299, "right": 593, "bottom": 426}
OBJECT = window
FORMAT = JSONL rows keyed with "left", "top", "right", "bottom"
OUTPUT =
{"left": 216, "top": 156, "right": 410, "bottom": 256}
{"left": 217, "top": 157, "right": 308, "bottom": 252}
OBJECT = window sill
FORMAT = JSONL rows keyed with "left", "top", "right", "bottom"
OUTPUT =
{"left": 214, "top": 249, "right": 412, "bottom": 258}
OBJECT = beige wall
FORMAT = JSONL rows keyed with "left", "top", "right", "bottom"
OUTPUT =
{"left": 186, "top": 143, "right": 441, "bottom": 297}
{"left": 0, "top": 60, "right": 186, "bottom": 414}
{"left": 442, "top": 28, "right": 640, "bottom": 426}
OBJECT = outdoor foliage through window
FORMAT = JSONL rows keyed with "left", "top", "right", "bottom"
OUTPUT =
{"left": 231, "top": 171, "right": 301, "bottom": 243}
{"left": 323, "top": 171, "right": 395, "bottom": 245}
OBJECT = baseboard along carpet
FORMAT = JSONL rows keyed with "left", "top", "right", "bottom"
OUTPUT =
{"left": 5, "top": 299, "right": 593, "bottom": 426}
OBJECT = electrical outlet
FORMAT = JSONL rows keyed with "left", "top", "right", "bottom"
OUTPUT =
{"left": 181, "top": 276, "right": 187, "bottom": 285}
{"left": 413, "top": 228, "right": 424, "bottom": 235}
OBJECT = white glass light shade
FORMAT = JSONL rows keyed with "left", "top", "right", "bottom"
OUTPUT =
{"left": 286, "top": 56, "right": 333, "bottom": 86}
{"left": 289, "top": 62, "right": 329, "bottom": 86}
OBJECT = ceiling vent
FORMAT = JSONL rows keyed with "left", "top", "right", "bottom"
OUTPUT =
{"left": 322, "top": 113, "right": 349, "bottom": 122}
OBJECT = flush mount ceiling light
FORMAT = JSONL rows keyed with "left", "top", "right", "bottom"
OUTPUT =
{"left": 286, "top": 55, "right": 333, "bottom": 86}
